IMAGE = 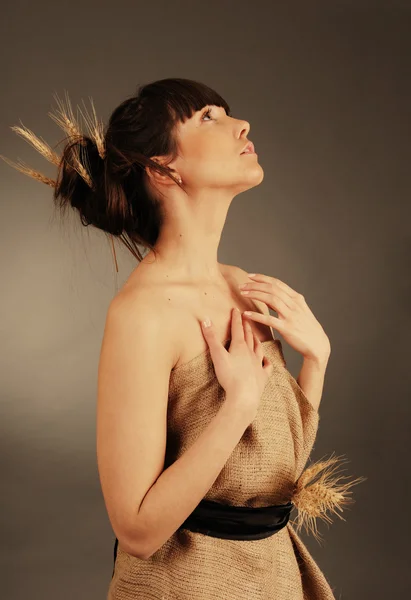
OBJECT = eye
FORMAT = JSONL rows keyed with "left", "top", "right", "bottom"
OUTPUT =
{"left": 201, "top": 107, "right": 213, "bottom": 121}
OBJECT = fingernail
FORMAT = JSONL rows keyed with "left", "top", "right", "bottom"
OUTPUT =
{"left": 203, "top": 316, "right": 211, "bottom": 328}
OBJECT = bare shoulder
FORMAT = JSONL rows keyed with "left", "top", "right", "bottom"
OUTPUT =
{"left": 221, "top": 263, "right": 276, "bottom": 340}
{"left": 107, "top": 277, "right": 180, "bottom": 369}
{"left": 219, "top": 262, "right": 251, "bottom": 287}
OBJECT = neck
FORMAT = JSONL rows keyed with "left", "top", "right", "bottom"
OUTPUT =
{"left": 140, "top": 188, "right": 233, "bottom": 286}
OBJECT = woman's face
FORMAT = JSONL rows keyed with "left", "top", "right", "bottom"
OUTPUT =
{"left": 171, "top": 104, "right": 264, "bottom": 195}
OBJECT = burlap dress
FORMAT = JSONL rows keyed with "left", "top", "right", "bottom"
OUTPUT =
{"left": 107, "top": 337, "right": 338, "bottom": 599}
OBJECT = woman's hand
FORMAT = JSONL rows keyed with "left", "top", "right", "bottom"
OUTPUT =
{"left": 239, "top": 273, "right": 331, "bottom": 362}
{"left": 200, "top": 307, "right": 273, "bottom": 419}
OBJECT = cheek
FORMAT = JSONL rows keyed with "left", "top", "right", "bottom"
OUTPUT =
{"left": 183, "top": 149, "right": 227, "bottom": 180}
{"left": 181, "top": 139, "right": 238, "bottom": 181}
{"left": 193, "top": 159, "right": 233, "bottom": 182}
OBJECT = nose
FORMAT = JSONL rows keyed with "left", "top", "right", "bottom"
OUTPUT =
{"left": 239, "top": 120, "right": 251, "bottom": 141}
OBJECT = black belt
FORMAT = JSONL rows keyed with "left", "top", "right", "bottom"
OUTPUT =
{"left": 178, "top": 498, "right": 294, "bottom": 541}
{"left": 112, "top": 499, "right": 294, "bottom": 576}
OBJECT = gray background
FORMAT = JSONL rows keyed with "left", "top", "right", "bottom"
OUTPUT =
{"left": 1, "top": 1, "right": 410, "bottom": 599}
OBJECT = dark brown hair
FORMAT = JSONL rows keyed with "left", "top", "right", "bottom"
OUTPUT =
{"left": 56, "top": 77, "right": 231, "bottom": 264}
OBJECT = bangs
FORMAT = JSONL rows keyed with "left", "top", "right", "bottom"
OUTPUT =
{"left": 136, "top": 77, "right": 231, "bottom": 126}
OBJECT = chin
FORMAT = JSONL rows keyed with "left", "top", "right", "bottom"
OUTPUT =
{"left": 233, "top": 163, "right": 265, "bottom": 195}
{"left": 249, "top": 163, "right": 265, "bottom": 186}
{"left": 256, "top": 165, "right": 265, "bottom": 184}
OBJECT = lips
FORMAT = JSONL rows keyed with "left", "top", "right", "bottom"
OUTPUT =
{"left": 240, "top": 141, "right": 255, "bottom": 154}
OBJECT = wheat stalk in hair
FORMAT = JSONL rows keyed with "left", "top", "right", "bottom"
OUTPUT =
{"left": 77, "top": 96, "right": 106, "bottom": 160}
{"left": 10, "top": 121, "right": 61, "bottom": 166}
{"left": 47, "top": 90, "right": 99, "bottom": 188}
{"left": 0, "top": 154, "right": 57, "bottom": 187}
{"left": 65, "top": 144, "right": 93, "bottom": 188}
{"left": 1, "top": 90, "right": 103, "bottom": 191}
{"left": 48, "top": 90, "right": 93, "bottom": 188}
{"left": 48, "top": 90, "right": 85, "bottom": 143}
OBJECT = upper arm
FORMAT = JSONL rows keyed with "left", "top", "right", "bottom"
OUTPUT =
{"left": 96, "top": 294, "right": 176, "bottom": 556}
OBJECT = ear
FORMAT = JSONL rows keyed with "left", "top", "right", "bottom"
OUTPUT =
{"left": 145, "top": 156, "right": 180, "bottom": 187}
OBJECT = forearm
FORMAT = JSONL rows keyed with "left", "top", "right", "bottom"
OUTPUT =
{"left": 296, "top": 354, "right": 330, "bottom": 413}
{"left": 129, "top": 398, "right": 253, "bottom": 560}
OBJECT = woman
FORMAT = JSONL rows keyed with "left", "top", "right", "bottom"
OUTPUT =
{"left": 1, "top": 77, "right": 363, "bottom": 599}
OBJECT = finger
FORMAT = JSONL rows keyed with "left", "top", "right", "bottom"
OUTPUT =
{"left": 254, "top": 337, "right": 271, "bottom": 372}
{"left": 254, "top": 335, "right": 264, "bottom": 361}
{"left": 243, "top": 318, "right": 254, "bottom": 350}
{"left": 244, "top": 287, "right": 294, "bottom": 311}
{"left": 245, "top": 290, "right": 292, "bottom": 313}
{"left": 248, "top": 273, "right": 299, "bottom": 299}
{"left": 201, "top": 315, "right": 228, "bottom": 363}
{"left": 243, "top": 310, "right": 283, "bottom": 334}
{"left": 263, "top": 356, "right": 273, "bottom": 375}
{"left": 253, "top": 330, "right": 259, "bottom": 353}
{"left": 231, "top": 307, "right": 244, "bottom": 345}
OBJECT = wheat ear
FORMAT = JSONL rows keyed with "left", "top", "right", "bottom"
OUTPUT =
{"left": 0, "top": 154, "right": 57, "bottom": 187}
{"left": 48, "top": 90, "right": 93, "bottom": 189}
{"left": 10, "top": 121, "right": 61, "bottom": 166}
{"left": 289, "top": 452, "right": 367, "bottom": 545}
{"left": 77, "top": 96, "right": 106, "bottom": 160}
{"left": 48, "top": 90, "right": 85, "bottom": 142}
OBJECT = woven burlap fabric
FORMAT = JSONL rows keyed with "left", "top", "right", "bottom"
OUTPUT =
{"left": 107, "top": 339, "right": 337, "bottom": 599}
